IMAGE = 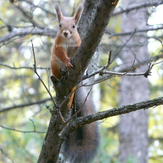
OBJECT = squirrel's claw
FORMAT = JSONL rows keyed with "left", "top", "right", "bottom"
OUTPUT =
{"left": 66, "top": 59, "right": 74, "bottom": 69}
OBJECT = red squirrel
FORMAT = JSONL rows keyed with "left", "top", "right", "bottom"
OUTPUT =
{"left": 50, "top": 5, "right": 99, "bottom": 163}
{"left": 51, "top": 4, "right": 82, "bottom": 108}
{"left": 51, "top": 5, "right": 81, "bottom": 80}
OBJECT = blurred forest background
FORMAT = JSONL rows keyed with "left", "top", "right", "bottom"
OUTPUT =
{"left": 0, "top": 0, "right": 163, "bottom": 163}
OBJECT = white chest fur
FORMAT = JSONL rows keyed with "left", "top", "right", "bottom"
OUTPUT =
{"left": 62, "top": 38, "right": 77, "bottom": 57}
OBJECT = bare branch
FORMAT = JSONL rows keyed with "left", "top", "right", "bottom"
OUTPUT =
{"left": 1, "top": 55, "right": 160, "bottom": 114}
{"left": 0, "top": 62, "right": 50, "bottom": 70}
{"left": 84, "top": 52, "right": 112, "bottom": 80}
{"left": 29, "top": 118, "right": 36, "bottom": 132}
{"left": 16, "top": 0, "right": 55, "bottom": 16}
{"left": 0, "top": 98, "right": 51, "bottom": 113}
{"left": 0, "top": 125, "right": 46, "bottom": 134}
{"left": 0, "top": 27, "right": 56, "bottom": 46}
{"left": 79, "top": 97, "right": 163, "bottom": 125}
{"left": 31, "top": 40, "right": 56, "bottom": 108}
{"left": 108, "top": 25, "right": 163, "bottom": 38}
{"left": 113, "top": 0, "right": 163, "bottom": 16}
{"left": 95, "top": 54, "right": 163, "bottom": 84}
{"left": 31, "top": 41, "right": 65, "bottom": 124}
{"left": 83, "top": 50, "right": 159, "bottom": 82}
{"left": 0, "top": 148, "right": 15, "bottom": 163}
{"left": 98, "top": 71, "right": 149, "bottom": 77}
{"left": 60, "top": 96, "right": 163, "bottom": 139}
{"left": 13, "top": 4, "right": 45, "bottom": 29}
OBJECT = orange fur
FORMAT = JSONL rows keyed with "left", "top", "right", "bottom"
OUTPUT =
{"left": 67, "top": 86, "right": 76, "bottom": 108}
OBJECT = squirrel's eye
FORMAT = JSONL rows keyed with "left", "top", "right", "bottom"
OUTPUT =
{"left": 59, "top": 23, "right": 61, "bottom": 27}
{"left": 72, "top": 25, "right": 75, "bottom": 28}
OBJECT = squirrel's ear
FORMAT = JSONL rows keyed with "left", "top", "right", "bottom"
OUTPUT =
{"left": 74, "top": 5, "right": 83, "bottom": 24}
{"left": 55, "top": 4, "right": 63, "bottom": 22}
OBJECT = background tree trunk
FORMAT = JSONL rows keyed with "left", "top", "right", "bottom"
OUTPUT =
{"left": 118, "top": 0, "right": 150, "bottom": 163}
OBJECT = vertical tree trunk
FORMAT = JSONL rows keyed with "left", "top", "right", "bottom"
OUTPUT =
{"left": 118, "top": 1, "right": 150, "bottom": 163}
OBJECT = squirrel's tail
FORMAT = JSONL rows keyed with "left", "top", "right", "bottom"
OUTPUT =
{"left": 62, "top": 87, "right": 100, "bottom": 163}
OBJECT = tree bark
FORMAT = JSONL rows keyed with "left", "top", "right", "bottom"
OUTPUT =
{"left": 118, "top": 1, "right": 149, "bottom": 163}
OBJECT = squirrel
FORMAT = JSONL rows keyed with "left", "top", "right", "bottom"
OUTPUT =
{"left": 50, "top": 4, "right": 82, "bottom": 108}
{"left": 50, "top": 4, "right": 99, "bottom": 163}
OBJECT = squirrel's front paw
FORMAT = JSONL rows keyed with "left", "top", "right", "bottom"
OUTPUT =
{"left": 66, "top": 58, "right": 73, "bottom": 69}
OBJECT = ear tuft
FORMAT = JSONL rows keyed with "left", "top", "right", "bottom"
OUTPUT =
{"left": 55, "top": 4, "right": 63, "bottom": 22}
{"left": 74, "top": 5, "right": 83, "bottom": 24}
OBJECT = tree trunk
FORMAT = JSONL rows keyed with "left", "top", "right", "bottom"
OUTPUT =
{"left": 118, "top": 1, "right": 150, "bottom": 163}
{"left": 37, "top": 1, "right": 119, "bottom": 162}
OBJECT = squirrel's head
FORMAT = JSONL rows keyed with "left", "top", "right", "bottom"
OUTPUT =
{"left": 55, "top": 4, "right": 83, "bottom": 39}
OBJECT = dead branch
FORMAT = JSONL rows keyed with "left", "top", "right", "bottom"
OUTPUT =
{"left": 113, "top": 0, "right": 163, "bottom": 16}
{"left": 0, "top": 148, "right": 14, "bottom": 163}
{"left": 0, "top": 27, "right": 56, "bottom": 46}
{"left": 0, "top": 98, "right": 51, "bottom": 113}
{"left": 0, "top": 125, "right": 46, "bottom": 134}
{"left": 16, "top": 0, "right": 55, "bottom": 16}
{"left": 108, "top": 25, "right": 163, "bottom": 38}
{"left": 95, "top": 54, "right": 163, "bottom": 84}
{"left": 31, "top": 40, "right": 56, "bottom": 108}
{"left": 60, "top": 96, "right": 163, "bottom": 139}
{"left": 0, "top": 62, "right": 49, "bottom": 70}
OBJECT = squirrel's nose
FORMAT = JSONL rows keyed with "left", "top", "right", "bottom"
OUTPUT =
{"left": 63, "top": 32, "right": 68, "bottom": 37}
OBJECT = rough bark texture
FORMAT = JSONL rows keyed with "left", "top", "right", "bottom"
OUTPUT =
{"left": 118, "top": 0, "right": 149, "bottom": 163}
{"left": 78, "top": 0, "right": 99, "bottom": 96}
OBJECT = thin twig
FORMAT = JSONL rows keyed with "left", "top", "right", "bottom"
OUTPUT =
{"left": 29, "top": 118, "right": 36, "bottom": 132}
{"left": 0, "top": 125, "right": 45, "bottom": 134}
{"left": 99, "top": 51, "right": 112, "bottom": 75}
{"left": 0, "top": 62, "right": 50, "bottom": 70}
{"left": 0, "top": 98, "right": 51, "bottom": 113}
{"left": 83, "top": 51, "right": 112, "bottom": 80}
{"left": 31, "top": 40, "right": 65, "bottom": 125}
{"left": 65, "top": 87, "right": 93, "bottom": 124}
{"left": 113, "top": 1, "right": 163, "bottom": 17}
{"left": 144, "top": 60, "right": 163, "bottom": 77}
{"left": 31, "top": 40, "right": 56, "bottom": 108}
{"left": 16, "top": 0, "right": 55, "bottom": 16}
{"left": 0, "top": 27, "right": 56, "bottom": 46}
{"left": 108, "top": 26, "right": 163, "bottom": 38}
{"left": 0, "top": 148, "right": 15, "bottom": 163}
{"left": 83, "top": 60, "right": 158, "bottom": 87}
{"left": 153, "top": 60, "right": 163, "bottom": 65}
{"left": 111, "top": 29, "right": 136, "bottom": 62}
{"left": 83, "top": 31, "right": 136, "bottom": 81}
